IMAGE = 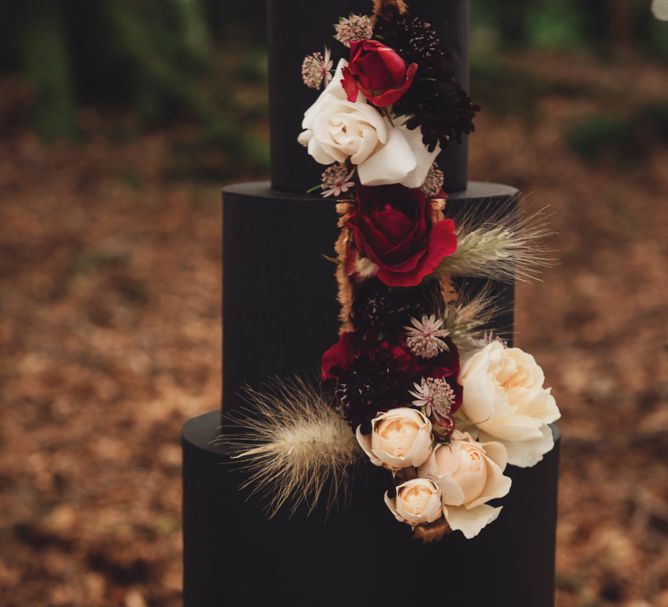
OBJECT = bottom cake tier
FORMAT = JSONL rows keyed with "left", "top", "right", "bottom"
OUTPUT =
{"left": 182, "top": 410, "right": 560, "bottom": 607}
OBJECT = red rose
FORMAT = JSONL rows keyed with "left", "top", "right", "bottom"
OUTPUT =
{"left": 341, "top": 40, "right": 418, "bottom": 107}
{"left": 347, "top": 185, "right": 457, "bottom": 288}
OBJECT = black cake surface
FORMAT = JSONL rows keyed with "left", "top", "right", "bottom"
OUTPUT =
{"left": 182, "top": 2, "right": 559, "bottom": 605}
{"left": 183, "top": 412, "right": 559, "bottom": 607}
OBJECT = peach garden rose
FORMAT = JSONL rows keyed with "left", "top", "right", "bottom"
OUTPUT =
{"left": 356, "top": 407, "right": 432, "bottom": 471}
{"left": 459, "top": 341, "right": 561, "bottom": 468}
{"left": 384, "top": 478, "right": 443, "bottom": 527}
{"left": 419, "top": 431, "right": 512, "bottom": 539}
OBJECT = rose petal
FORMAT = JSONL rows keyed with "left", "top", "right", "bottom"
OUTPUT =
{"left": 358, "top": 52, "right": 395, "bottom": 90}
{"left": 510, "top": 387, "right": 561, "bottom": 425}
{"left": 321, "top": 332, "right": 357, "bottom": 379}
{"left": 375, "top": 45, "right": 410, "bottom": 88}
{"left": 357, "top": 123, "right": 416, "bottom": 186}
{"left": 480, "top": 440, "right": 509, "bottom": 471}
{"left": 482, "top": 424, "right": 555, "bottom": 468}
{"left": 444, "top": 504, "right": 503, "bottom": 539}
{"left": 398, "top": 122, "right": 441, "bottom": 188}
{"left": 478, "top": 414, "right": 545, "bottom": 443}
{"left": 367, "top": 63, "right": 418, "bottom": 107}
{"left": 433, "top": 475, "right": 466, "bottom": 506}
{"left": 341, "top": 67, "right": 360, "bottom": 103}
{"left": 356, "top": 426, "right": 384, "bottom": 467}
{"left": 383, "top": 492, "right": 405, "bottom": 524}
{"left": 466, "top": 457, "right": 512, "bottom": 509}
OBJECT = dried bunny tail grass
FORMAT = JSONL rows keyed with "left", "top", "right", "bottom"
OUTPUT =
{"left": 219, "top": 376, "right": 360, "bottom": 519}
{"left": 442, "top": 199, "right": 555, "bottom": 283}
{"left": 443, "top": 284, "right": 510, "bottom": 351}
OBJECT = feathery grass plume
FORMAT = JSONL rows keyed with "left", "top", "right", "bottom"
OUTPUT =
{"left": 219, "top": 376, "right": 360, "bottom": 518}
{"left": 443, "top": 284, "right": 510, "bottom": 351}
{"left": 440, "top": 200, "right": 554, "bottom": 283}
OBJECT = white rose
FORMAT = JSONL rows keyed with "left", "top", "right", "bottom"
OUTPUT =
{"left": 356, "top": 407, "right": 433, "bottom": 471}
{"left": 356, "top": 118, "right": 440, "bottom": 188}
{"left": 459, "top": 341, "right": 561, "bottom": 468}
{"left": 419, "top": 431, "right": 512, "bottom": 539}
{"left": 298, "top": 60, "right": 440, "bottom": 189}
{"left": 384, "top": 478, "right": 443, "bottom": 527}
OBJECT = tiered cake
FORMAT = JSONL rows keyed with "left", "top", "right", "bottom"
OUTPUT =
{"left": 182, "top": 2, "right": 560, "bottom": 606}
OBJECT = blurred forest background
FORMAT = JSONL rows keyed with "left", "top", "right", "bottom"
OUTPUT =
{"left": 0, "top": 1, "right": 667, "bottom": 606}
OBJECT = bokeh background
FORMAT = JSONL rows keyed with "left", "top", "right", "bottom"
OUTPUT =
{"left": 1, "top": 1, "right": 667, "bottom": 605}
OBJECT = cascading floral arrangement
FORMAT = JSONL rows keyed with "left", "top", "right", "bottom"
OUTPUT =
{"left": 225, "top": 0, "right": 560, "bottom": 542}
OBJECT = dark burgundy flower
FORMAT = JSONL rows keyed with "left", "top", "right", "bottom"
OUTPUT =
{"left": 347, "top": 185, "right": 457, "bottom": 288}
{"left": 351, "top": 279, "right": 444, "bottom": 333}
{"left": 373, "top": 7, "right": 480, "bottom": 151}
{"left": 322, "top": 330, "right": 463, "bottom": 431}
{"left": 341, "top": 39, "right": 417, "bottom": 107}
{"left": 321, "top": 332, "right": 358, "bottom": 381}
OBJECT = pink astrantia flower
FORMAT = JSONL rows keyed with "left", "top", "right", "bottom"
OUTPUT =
{"left": 321, "top": 164, "right": 356, "bottom": 198}
{"left": 410, "top": 377, "right": 457, "bottom": 419}
{"left": 301, "top": 47, "right": 334, "bottom": 90}
{"left": 334, "top": 14, "right": 373, "bottom": 48}
{"left": 405, "top": 314, "right": 450, "bottom": 359}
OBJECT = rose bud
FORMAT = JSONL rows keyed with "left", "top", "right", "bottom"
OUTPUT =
{"left": 384, "top": 478, "right": 443, "bottom": 527}
{"left": 419, "top": 431, "right": 512, "bottom": 539}
{"left": 347, "top": 185, "right": 457, "bottom": 287}
{"left": 431, "top": 414, "right": 455, "bottom": 443}
{"left": 356, "top": 407, "right": 433, "bottom": 471}
{"left": 459, "top": 341, "right": 561, "bottom": 468}
{"left": 342, "top": 40, "right": 418, "bottom": 107}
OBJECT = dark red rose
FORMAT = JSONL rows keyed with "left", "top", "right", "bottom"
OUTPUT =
{"left": 347, "top": 185, "right": 457, "bottom": 288}
{"left": 341, "top": 40, "right": 417, "bottom": 107}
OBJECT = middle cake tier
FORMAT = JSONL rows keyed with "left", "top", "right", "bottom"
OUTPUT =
{"left": 222, "top": 182, "right": 518, "bottom": 416}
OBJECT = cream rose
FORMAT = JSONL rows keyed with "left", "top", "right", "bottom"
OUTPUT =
{"left": 459, "top": 341, "right": 561, "bottom": 468}
{"left": 419, "top": 431, "right": 512, "bottom": 539}
{"left": 298, "top": 60, "right": 439, "bottom": 188}
{"left": 356, "top": 407, "right": 433, "bottom": 471}
{"left": 384, "top": 478, "right": 443, "bottom": 527}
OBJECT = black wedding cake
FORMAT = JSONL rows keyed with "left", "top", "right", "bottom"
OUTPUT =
{"left": 182, "top": 2, "right": 560, "bottom": 606}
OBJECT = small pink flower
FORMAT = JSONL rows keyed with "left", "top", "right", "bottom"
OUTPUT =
{"left": 301, "top": 47, "right": 334, "bottom": 90}
{"left": 334, "top": 14, "right": 373, "bottom": 48}
{"left": 410, "top": 377, "right": 456, "bottom": 419}
{"left": 405, "top": 314, "right": 450, "bottom": 359}
{"left": 321, "top": 164, "right": 356, "bottom": 198}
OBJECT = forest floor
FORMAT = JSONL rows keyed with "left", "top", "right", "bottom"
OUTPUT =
{"left": 1, "top": 50, "right": 667, "bottom": 606}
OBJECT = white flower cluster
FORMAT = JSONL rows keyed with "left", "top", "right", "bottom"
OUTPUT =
{"left": 298, "top": 60, "right": 439, "bottom": 190}
{"left": 356, "top": 340, "right": 560, "bottom": 539}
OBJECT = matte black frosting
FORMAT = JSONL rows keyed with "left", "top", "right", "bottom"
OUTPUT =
{"left": 183, "top": 412, "right": 559, "bottom": 607}
{"left": 269, "top": 0, "right": 470, "bottom": 194}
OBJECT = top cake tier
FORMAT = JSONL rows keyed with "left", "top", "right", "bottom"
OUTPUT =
{"left": 268, "top": 0, "right": 470, "bottom": 194}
